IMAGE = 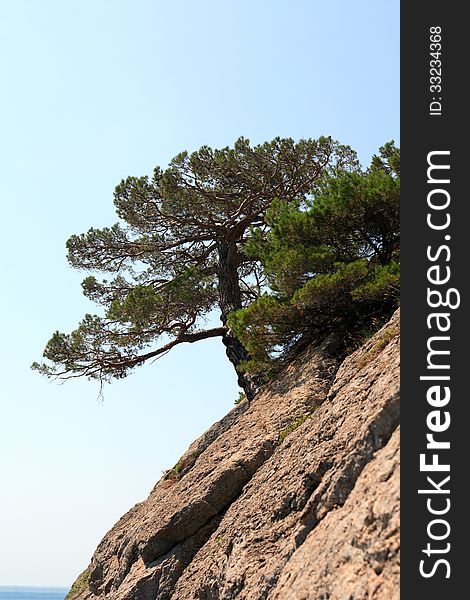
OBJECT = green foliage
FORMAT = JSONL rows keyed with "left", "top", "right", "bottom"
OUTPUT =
{"left": 33, "top": 136, "right": 358, "bottom": 397}
{"left": 33, "top": 137, "right": 398, "bottom": 399}
{"left": 229, "top": 142, "right": 400, "bottom": 372}
{"left": 234, "top": 392, "right": 247, "bottom": 405}
{"left": 277, "top": 414, "right": 312, "bottom": 445}
{"left": 64, "top": 569, "right": 90, "bottom": 600}
{"left": 229, "top": 295, "right": 300, "bottom": 374}
{"left": 351, "top": 261, "right": 400, "bottom": 303}
{"left": 164, "top": 462, "right": 184, "bottom": 480}
{"left": 164, "top": 450, "right": 201, "bottom": 480}
{"left": 355, "top": 323, "right": 400, "bottom": 369}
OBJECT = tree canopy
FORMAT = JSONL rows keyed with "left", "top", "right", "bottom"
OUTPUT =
{"left": 33, "top": 136, "right": 359, "bottom": 399}
{"left": 228, "top": 142, "right": 400, "bottom": 374}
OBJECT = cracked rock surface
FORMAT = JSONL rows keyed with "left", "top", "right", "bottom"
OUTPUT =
{"left": 69, "top": 311, "right": 400, "bottom": 600}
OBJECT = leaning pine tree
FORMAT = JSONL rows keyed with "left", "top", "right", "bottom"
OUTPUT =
{"left": 32, "top": 136, "right": 358, "bottom": 399}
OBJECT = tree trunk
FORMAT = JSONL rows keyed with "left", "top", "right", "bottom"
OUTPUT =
{"left": 217, "top": 238, "right": 264, "bottom": 400}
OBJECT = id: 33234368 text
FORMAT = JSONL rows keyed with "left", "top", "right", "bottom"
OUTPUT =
{"left": 429, "top": 26, "right": 443, "bottom": 116}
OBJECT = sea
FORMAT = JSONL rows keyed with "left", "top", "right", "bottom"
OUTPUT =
{"left": 0, "top": 588, "right": 69, "bottom": 600}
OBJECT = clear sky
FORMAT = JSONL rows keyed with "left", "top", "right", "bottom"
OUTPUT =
{"left": 0, "top": 0, "right": 399, "bottom": 587}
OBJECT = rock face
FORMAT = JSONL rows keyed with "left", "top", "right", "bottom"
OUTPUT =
{"left": 70, "top": 311, "right": 400, "bottom": 600}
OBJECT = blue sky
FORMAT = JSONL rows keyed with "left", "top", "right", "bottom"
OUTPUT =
{"left": 0, "top": 0, "right": 399, "bottom": 587}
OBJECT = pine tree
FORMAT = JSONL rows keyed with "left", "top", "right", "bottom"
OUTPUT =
{"left": 228, "top": 142, "right": 400, "bottom": 373}
{"left": 33, "top": 136, "right": 357, "bottom": 399}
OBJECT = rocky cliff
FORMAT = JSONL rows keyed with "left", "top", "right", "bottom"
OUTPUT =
{"left": 68, "top": 310, "right": 400, "bottom": 600}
